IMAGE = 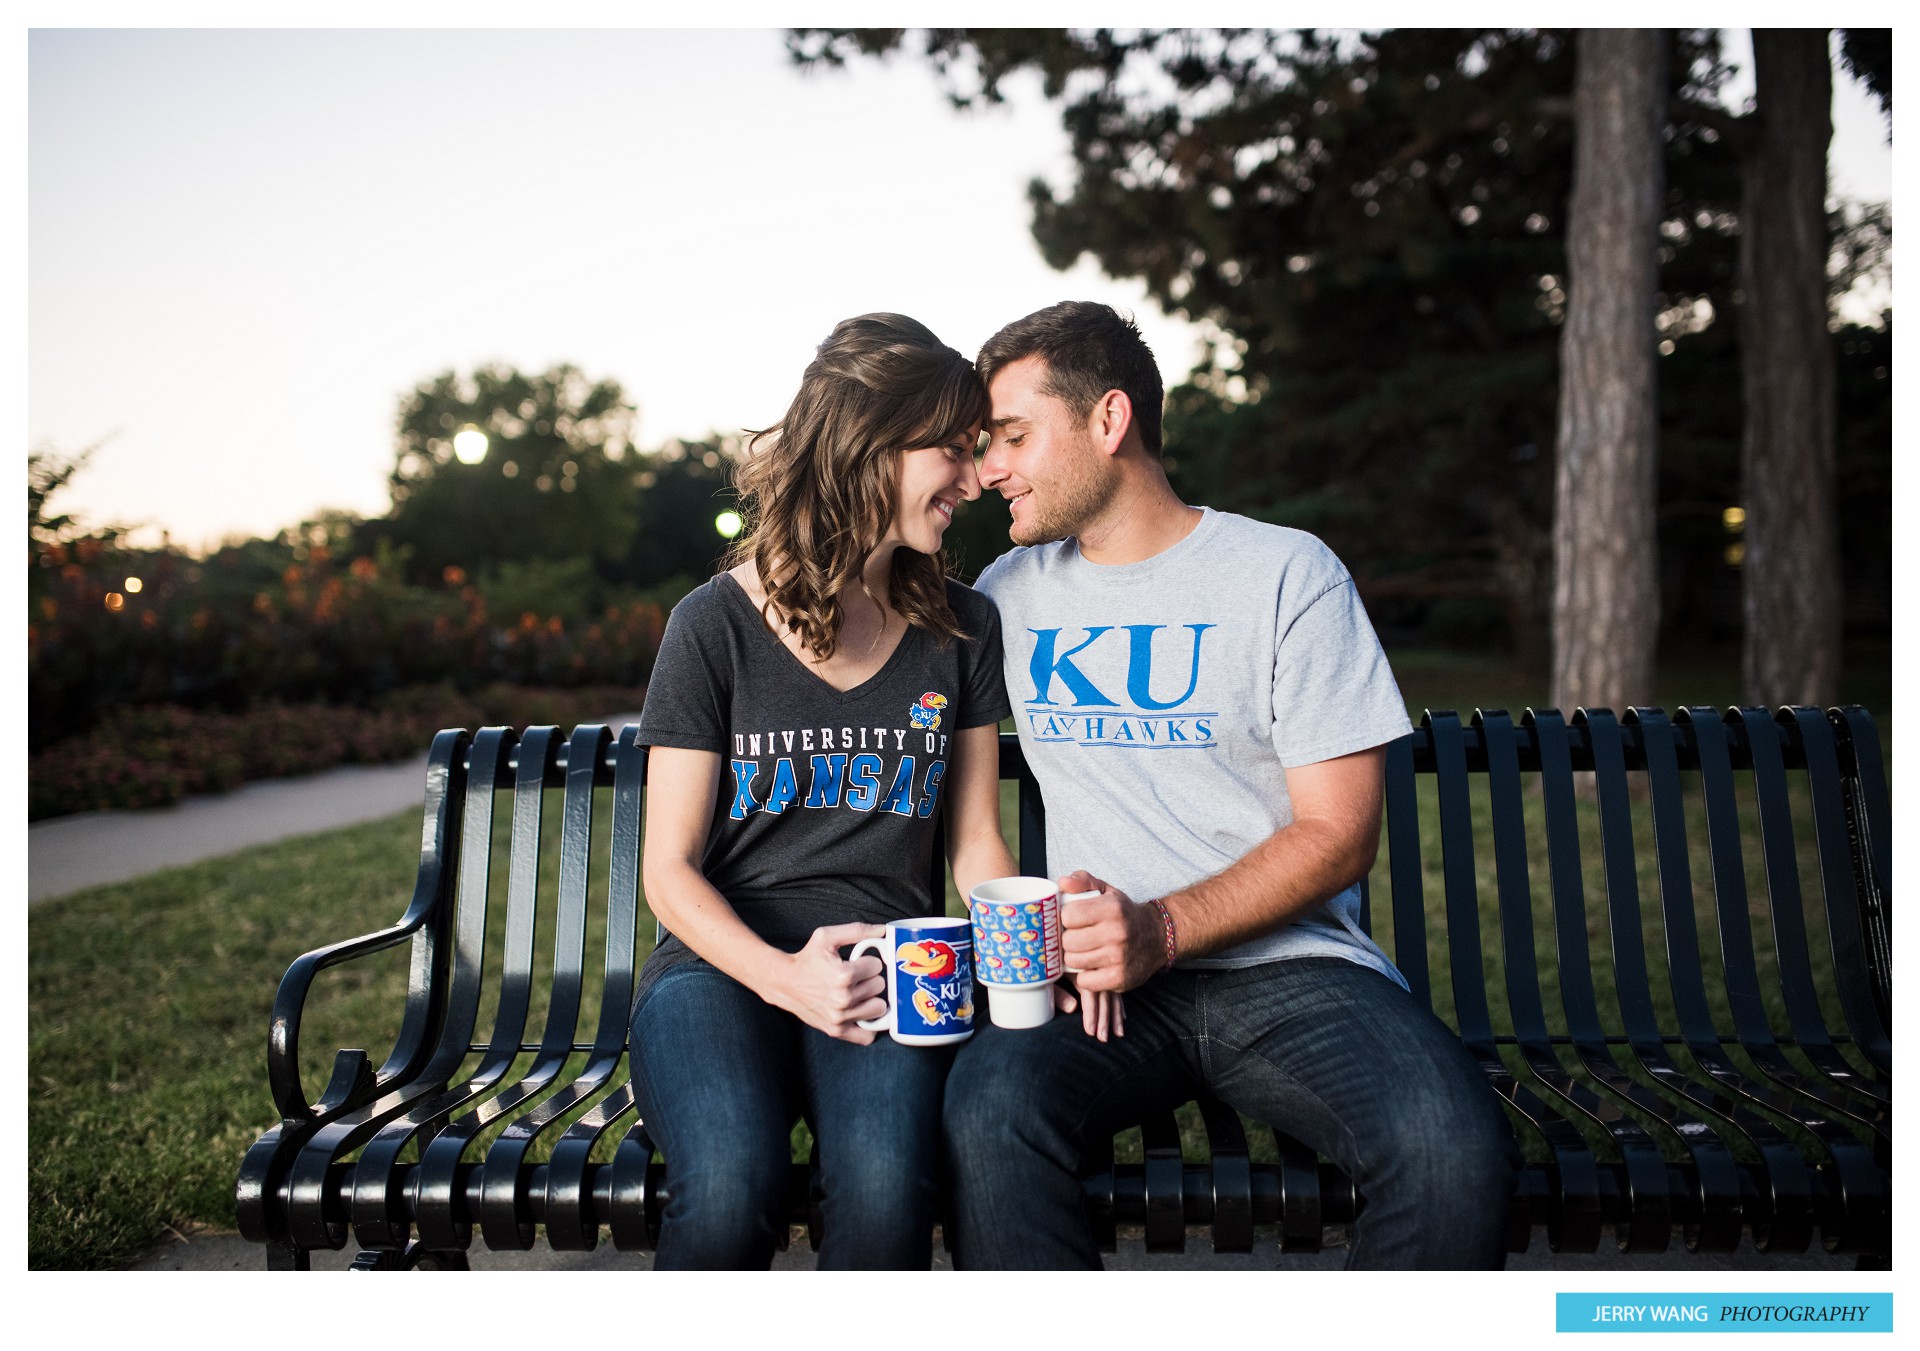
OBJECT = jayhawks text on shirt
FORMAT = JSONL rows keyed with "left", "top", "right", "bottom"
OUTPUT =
{"left": 1021, "top": 622, "right": 1219, "bottom": 751}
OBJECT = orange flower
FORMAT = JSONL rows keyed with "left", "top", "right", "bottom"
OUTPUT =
{"left": 442, "top": 565, "right": 467, "bottom": 587}
{"left": 349, "top": 557, "right": 379, "bottom": 580}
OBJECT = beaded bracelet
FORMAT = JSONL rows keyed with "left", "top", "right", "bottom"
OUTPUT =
{"left": 1147, "top": 897, "right": 1178, "bottom": 970}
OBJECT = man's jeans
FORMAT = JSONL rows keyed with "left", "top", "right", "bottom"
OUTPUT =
{"left": 944, "top": 956, "right": 1519, "bottom": 1269}
{"left": 628, "top": 962, "right": 951, "bottom": 1269}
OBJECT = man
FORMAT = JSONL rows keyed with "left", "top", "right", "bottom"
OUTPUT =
{"left": 947, "top": 301, "right": 1518, "bottom": 1269}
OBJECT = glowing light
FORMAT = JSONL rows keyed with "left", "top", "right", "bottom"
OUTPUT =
{"left": 453, "top": 428, "right": 489, "bottom": 464}
{"left": 715, "top": 510, "right": 744, "bottom": 539}
{"left": 1721, "top": 506, "right": 1746, "bottom": 532}
{"left": 124, "top": 576, "right": 144, "bottom": 593}
{"left": 104, "top": 592, "right": 126, "bottom": 612}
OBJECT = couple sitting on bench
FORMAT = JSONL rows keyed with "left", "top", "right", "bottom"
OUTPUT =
{"left": 631, "top": 300, "right": 1519, "bottom": 1270}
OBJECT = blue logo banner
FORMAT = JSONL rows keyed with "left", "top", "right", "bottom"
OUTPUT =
{"left": 1555, "top": 1293, "right": 1891, "bottom": 1333}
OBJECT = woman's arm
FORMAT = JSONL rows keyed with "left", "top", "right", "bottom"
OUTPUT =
{"left": 642, "top": 745, "right": 887, "bottom": 1041}
{"left": 942, "top": 722, "right": 1123, "bottom": 1041}
{"left": 942, "top": 722, "right": 1018, "bottom": 901}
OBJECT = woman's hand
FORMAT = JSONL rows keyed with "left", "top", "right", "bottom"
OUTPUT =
{"left": 1052, "top": 979, "right": 1126, "bottom": 1042}
{"left": 764, "top": 922, "right": 889, "bottom": 1042}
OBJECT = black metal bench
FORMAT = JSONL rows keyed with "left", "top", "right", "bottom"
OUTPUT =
{"left": 235, "top": 706, "right": 1890, "bottom": 1269}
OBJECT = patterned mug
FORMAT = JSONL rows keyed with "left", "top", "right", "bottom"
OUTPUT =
{"left": 968, "top": 876, "right": 1098, "bottom": 1029}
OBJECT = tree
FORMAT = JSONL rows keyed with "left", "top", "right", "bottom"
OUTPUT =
{"left": 1550, "top": 31, "right": 1664, "bottom": 712}
{"left": 1664, "top": 28, "right": 1890, "bottom": 707}
{"left": 368, "top": 364, "right": 640, "bottom": 585}
{"left": 28, "top": 440, "right": 119, "bottom": 547}
{"left": 619, "top": 437, "right": 740, "bottom": 593}
{"left": 793, "top": 29, "right": 1744, "bottom": 663}
{"left": 1734, "top": 31, "right": 1838, "bottom": 707}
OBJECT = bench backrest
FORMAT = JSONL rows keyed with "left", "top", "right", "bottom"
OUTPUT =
{"left": 379, "top": 706, "right": 1888, "bottom": 1082}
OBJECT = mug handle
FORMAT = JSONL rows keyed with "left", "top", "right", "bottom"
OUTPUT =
{"left": 1059, "top": 889, "right": 1102, "bottom": 975}
{"left": 848, "top": 937, "right": 893, "bottom": 1032}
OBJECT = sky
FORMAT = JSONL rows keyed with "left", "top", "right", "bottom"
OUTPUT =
{"left": 29, "top": 27, "right": 1894, "bottom": 553}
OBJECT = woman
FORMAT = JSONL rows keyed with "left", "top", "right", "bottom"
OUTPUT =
{"left": 630, "top": 313, "right": 1021, "bottom": 1269}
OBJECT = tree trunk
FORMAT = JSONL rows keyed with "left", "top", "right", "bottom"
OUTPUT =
{"left": 1739, "top": 30, "right": 1841, "bottom": 708}
{"left": 1551, "top": 30, "right": 1666, "bottom": 714}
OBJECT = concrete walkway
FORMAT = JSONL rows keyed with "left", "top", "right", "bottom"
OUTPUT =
{"left": 28, "top": 715, "right": 643, "bottom": 905}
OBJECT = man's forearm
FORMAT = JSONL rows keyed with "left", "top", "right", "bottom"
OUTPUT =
{"left": 1160, "top": 814, "right": 1376, "bottom": 960}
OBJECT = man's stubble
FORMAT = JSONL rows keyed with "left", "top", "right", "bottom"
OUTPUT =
{"left": 1010, "top": 428, "right": 1120, "bottom": 548}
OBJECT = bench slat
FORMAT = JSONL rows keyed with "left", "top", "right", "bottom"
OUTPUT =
{"left": 1742, "top": 711, "right": 1890, "bottom": 1108}
{"left": 1790, "top": 709, "right": 1892, "bottom": 1072}
{"left": 414, "top": 727, "right": 568, "bottom": 1250}
{"left": 1383, "top": 733, "right": 1432, "bottom": 1009}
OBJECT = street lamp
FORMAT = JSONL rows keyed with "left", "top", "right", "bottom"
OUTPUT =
{"left": 453, "top": 428, "right": 489, "bottom": 464}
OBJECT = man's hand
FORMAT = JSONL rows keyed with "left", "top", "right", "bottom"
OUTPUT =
{"left": 1058, "top": 870, "right": 1167, "bottom": 994}
{"left": 1052, "top": 976, "right": 1126, "bottom": 1041}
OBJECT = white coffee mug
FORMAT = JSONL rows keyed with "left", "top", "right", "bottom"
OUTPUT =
{"left": 847, "top": 917, "right": 975, "bottom": 1046}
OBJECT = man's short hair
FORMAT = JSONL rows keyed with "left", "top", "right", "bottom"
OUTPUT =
{"left": 976, "top": 301, "right": 1165, "bottom": 456}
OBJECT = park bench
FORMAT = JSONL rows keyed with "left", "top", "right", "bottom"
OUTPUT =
{"left": 236, "top": 705, "right": 1890, "bottom": 1269}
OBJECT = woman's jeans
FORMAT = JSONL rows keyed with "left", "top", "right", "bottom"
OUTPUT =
{"left": 628, "top": 961, "right": 952, "bottom": 1269}
{"left": 944, "top": 957, "right": 1519, "bottom": 1269}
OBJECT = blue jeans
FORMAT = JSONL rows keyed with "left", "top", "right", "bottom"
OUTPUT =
{"left": 943, "top": 957, "right": 1518, "bottom": 1269}
{"left": 627, "top": 961, "right": 952, "bottom": 1269}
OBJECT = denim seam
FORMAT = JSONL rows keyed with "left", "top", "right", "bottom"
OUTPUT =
{"left": 1061, "top": 1030, "right": 1196, "bottom": 1151}
{"left": 1224, "top": 1038, "right": 1368, "bottom": 1187}
{"left": 1195, "top": 973, "right": 1215, "bottom": 1081}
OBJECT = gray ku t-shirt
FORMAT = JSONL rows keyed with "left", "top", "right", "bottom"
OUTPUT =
{"left": 975, "top": 507, "right": 1413, "bottom": 985}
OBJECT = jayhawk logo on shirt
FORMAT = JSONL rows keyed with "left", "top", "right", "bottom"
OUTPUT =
{"left": 908, "top": 691, "right": 948, "bottom": 731}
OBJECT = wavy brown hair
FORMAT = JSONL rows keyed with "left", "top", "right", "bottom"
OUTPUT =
{"left": 727, "top": 313, "right": 989, "bottom": 660}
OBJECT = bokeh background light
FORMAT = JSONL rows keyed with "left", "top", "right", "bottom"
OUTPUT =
{"left": 452, "top": 429, "right": 490, "bottom": 465}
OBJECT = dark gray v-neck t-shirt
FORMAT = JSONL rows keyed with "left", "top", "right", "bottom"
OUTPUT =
{"left": 634, "top": 574, "right": 1010, "bottom": 1000}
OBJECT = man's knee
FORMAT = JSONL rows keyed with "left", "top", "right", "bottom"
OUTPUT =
{"left": 1373, "top": 1076, "right": 1518, "bottom": 1202}
{"left": 943, "top": 1038, "right": 1068, "bottom": 1165}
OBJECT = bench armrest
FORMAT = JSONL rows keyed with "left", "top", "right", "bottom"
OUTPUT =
{"left": 265, "top": 729, "right": 467, "bottom": 1124}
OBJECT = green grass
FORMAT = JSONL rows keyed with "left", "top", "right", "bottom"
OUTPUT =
{"left": 29, "top": 650, "right": 1890, "bottom": 1268}
{"left": 30, "top": 813, "right": 431, "bottom": 1268}
{"left": 29, "top": 790, "right": 648, "bottom": 1270}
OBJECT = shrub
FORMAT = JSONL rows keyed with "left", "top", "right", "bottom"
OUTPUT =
{"left": 28, "top": 533, "right": 668, "bottom": 750}
{"left": 27, "top": 683, "right": 644, "bottom": 821}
